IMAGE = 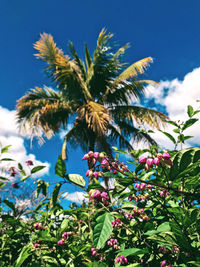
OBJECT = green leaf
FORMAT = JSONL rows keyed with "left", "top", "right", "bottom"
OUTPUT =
{"left": 1, "top": 145, "right": 11, "bottom": 153}
{"left": 161, "top": 131, "right": 176, "bottom": 144}
{"left": 140, "top": 171, "right": 155, "bottom": 181}
{"left": 118, "top": 248, "right": 148, "bottom": 257}
{"left": 169, "top": 221, "right": 190, "bottom": 249}
{"left": 20, "top": 175, "right": 30, "bottom": 182}
{"left": 66, "top": 174, "right": 85, "bottom": 189}
{"left": 85, "top": 262, "right": 107, "bottom": 267}
{"left": 166, "top": 120, "right": 179, "bottom": 127}
{"left": 60, "top": 218, "right": 69, "bottom": 232}
{"left": 170, "top": 147, "right": 200, "bottom": 180}
{"left": 14, "top": 243, "right": 32, "bottom": 267}
{"left": 93, "top": 212, "right": 114, "bottom": 249}
{"left": 173, "top": 128, "right": 180, "bottom": 134}
{"left": 0, "top": 176, "right": 9, "bottom": 181}
{"left": 4, "top": 200, "right": 15, "bottom": 212}
{"left": 52, "top": 183, "right": 61, "bottom": 207}
{"left": 55, "top": 155, "right": 66, "bottom": 177}
{"left": 31, "top": 166, "right": 46, "bottom": 174}
{"left": 18, "top": 163, "right": 23, "bottom": 170}
{"left": 182, "top": 118, "right": 198, "bottom": 131}
{"left": 187, "top": 105, "right": 194, "bottom": 117}
{"left": 1, "top": 158, "right": 14, "bottom": 161}
{"left": 157, "top": 222, "right": 170, "bottom": 232}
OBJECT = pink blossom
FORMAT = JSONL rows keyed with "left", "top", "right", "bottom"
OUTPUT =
{"left": 99, "top": 257, "right": 104, "bottom": 261}
{"left": 93, "top": 152, "right": 99, "bottom": 159}
{"left": 93, "top": 171, "right": 99, "bottom": 179}
{"left": 82, "top": 154, "right": 89, "bottom": 160}
{"left": 154, "top": 157, "right": 160, "bottom": 165}
{"left": 113, "top": 170, "right": 117, "bottom": 174}
{"left": 160, "top": 261, "right": 167, "bottom": 267}
{"left": 162, "top": 152, "right": 171, "bottom": 159}
{"left": 26, "top": 160, "right": 33, "bottom": 166}
{"left": 101, "top": 159, "right": 108, "bottom": 166}
{"left": 101, "top": 192, "right": 109, "bottom": 200}
{"left": 88, "top": 151, "right": 94, "bottom": 157}
{"left": 93, "top": 190, "right": 101, "bottom": 198}
{"left": 139, "top": 155, "right": 147, "bottom": 163}
{"left": 34, "top": 242, "right": 39, "bottom": 248}
{"left": 146, "top": 158, "right": 154, "bottom": 166}
{"left": 157, "top": 153, "right": 163, "bottom": 159}
{"left": 11, "top": 183, "right": 19, "bottom": 189}
{"left": 57, "top": 239, "right": 64, "bottom": 246}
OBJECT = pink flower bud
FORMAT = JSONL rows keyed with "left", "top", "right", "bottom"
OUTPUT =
{"left": 93, "top": 152, "right": 99, "bottom": 159}
{"left": 82, "top": 154, "right": 89, "bottom": 160}
{"left": 93, "top": 171, "right": 99, "bottom": 179}
{"left": 146, "top": 158, "right": 154, "bottom": 166}
{"left": 99, "top": 257, "right": 103, "bottom": 261}
{"left": 101, "top": 192, "right": 109, "bottom": 200}
{"left": 113, "top": 170, "right": 117, "bottom": 174}
{"left": 101, "top": 159, "right": 108, "bottom": 166}
{"left": 157, "top": 153, "right": 163, "bottom": 159}
{"left": 160, "top": 261, "right": 167, "bottom": 267}
{"left": 145, "top": 163, "right": 150, "bottom": 170}
{"left": 34, "top": 242, "right": 39, "bottom": 248}
{"left": 26, "top": 160, "right": 33, "bottom": 166}
{"left": 154, "top": 157, "right": 160, "bottom": 165}
{"left": 57, "top": 239, "right": 64, "bottom": 246}
{"left": 140, "top": 183, "right": 146, "bottom": 190}
{"left": 92, "top": 158, "right": 97, "bottom": 165}
{"left": 162, "top": 152, "right": 170, "bottom": 159}
{"left": 93, "top": 190, "right": 101, "bottom": 198}
{"left": 85, "top": 170, "right": 90, "bottom": 176}
{"left": 139, "top": 155, "right": 147, "bottom": 163}
{"left": 11, "top": 183, "right": 19, "bottom": 189}
{"left": 88, "top": 151, "right": 94, "bottom": 157}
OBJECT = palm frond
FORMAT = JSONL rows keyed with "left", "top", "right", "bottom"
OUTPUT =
{"left": 34, "top": 33, "right": 92, "bottom": 101}
{"left": 77, "top": 101, "right": 111, "bottom": 136}
{"left": 17, "top": 87, "right": 73, "bottom": 138}
{"left": 68, "top": 41, "right": 87, "bottom": 81}
{"left": 108, "top": 124, "right": 134, "bottom": 151}
{"left": 112, "top": 57, "right": 153, "bottom": 88}
{"left": 111, "top": 105, "right": 168, "bottom": 129}
{"left": 112, "top": 120, "right": 157, "bottom": 147}
{"left": 34, "top": 33, "right": 63, "bottom": 63}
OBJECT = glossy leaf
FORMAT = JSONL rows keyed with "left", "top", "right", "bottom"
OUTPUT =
{"left": 52, "top": 183, "right": 61, "bottom": 207}
{"left": 31, "top": 166, "right": 46, "bottom": 174}
{"left": 93, "top": 212, "right": 114, "bottom": 249}
{"left": 66, "top": 174, "right": 85, "bottom": 189}
{"left": 55, "top": 155, "right": 66, "bottom": 177}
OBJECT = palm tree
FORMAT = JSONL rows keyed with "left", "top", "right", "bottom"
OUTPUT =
{"left": 17, "top": 29, "right": 167, "bottom": 165}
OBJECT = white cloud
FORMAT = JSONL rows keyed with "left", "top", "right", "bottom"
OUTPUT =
{"left": 0, "top": 106, "right": 50, "bottom": 180}
{"left": 62, "top": 191, "right": 88, "bottom": 204}
{"left": 140, "top": 67, "right": 200, "bottom": 149}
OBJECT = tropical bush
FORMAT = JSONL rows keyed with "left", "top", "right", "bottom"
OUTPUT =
{"left": 0, "top": 105, "right": 200, "bottom": 267}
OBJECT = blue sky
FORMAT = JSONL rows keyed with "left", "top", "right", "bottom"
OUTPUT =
{"left": 1, "top": 0, "right": 200, "bottom": 205}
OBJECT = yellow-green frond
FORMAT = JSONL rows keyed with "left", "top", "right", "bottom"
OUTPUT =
{"left": 77, "top": 101, "right": 111, "bottom": 136}
{"left": 112, "top": 57, "right": 153, "bottom": 88}
{"left": 34, "top": 33, "right": 63, "bottom": 63}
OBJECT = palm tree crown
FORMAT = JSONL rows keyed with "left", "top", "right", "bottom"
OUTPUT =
{"left": 17, "top": 29, "right": 167, "bottom": 160}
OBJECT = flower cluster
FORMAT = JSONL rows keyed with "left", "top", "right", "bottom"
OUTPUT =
{"left": 139, "top": 152, "right": 173, "bottom": 170}
{"left": 9, "top": 167, "right": 18, "bottom": 177}
{"left": 128, "top": 192, "right": 150, "bottom": 202}
{"left": 112, "top": 218, "right": 123, "bottom": 228}
{"left": 132, "top": 208, "right": 149, "bottom": 222}
{"left": 160, "top": 189, "right": 170, "bottom": 197}
{"left": 88, "top": 189, "right": 109, "bottom": 205}
{"left": 115, "top": 255, "right": 128, "bottom": 265}
{"left": 83, "top": 151, "right": 130, "bottom": 180}
{"left": 62, "top": 232, "right": 73, "bottom": 239}
{"left": 134, "top": 183, "right": 151, "bottom": 191}
{"left": 107, "top": 238, "right": 120, "bottom": 250}
{"left": 33, "top": 222, "right": 47, "bottom": 231}
{"left": 26, "top": 160, "right": 34, "bottom": 166}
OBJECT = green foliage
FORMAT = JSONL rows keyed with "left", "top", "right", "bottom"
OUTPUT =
{"left": 93, "top": 212, "right": 114, "bottom": 249}
{"left": 0, "top": 103, "right": 200, "bottom": 266}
